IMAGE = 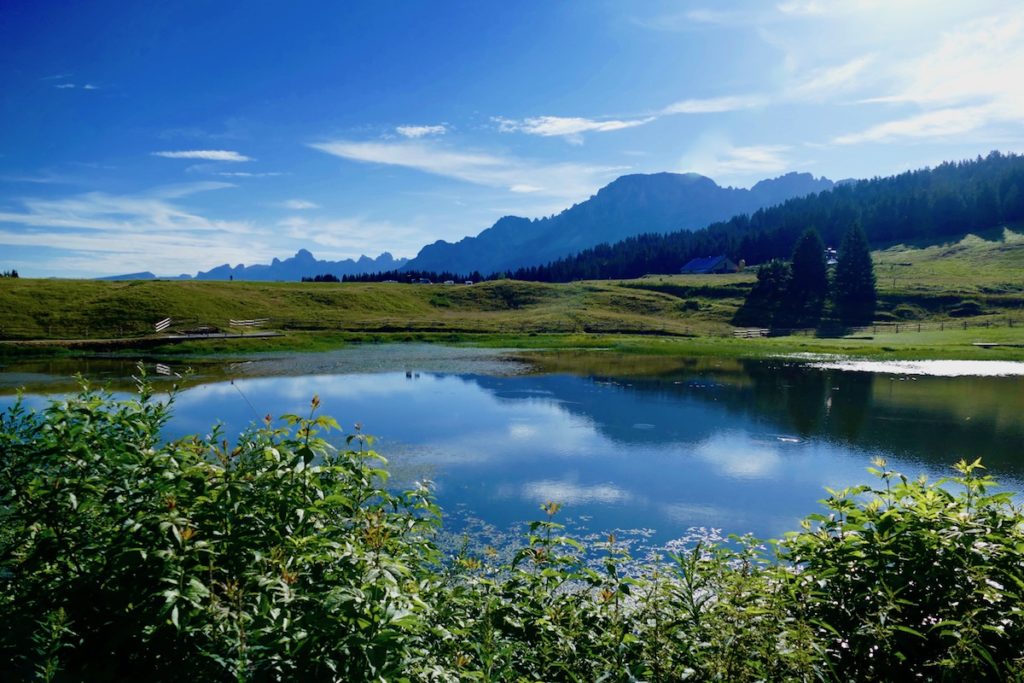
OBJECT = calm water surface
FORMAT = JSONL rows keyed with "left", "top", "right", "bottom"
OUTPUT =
{"left": 2, "top": 346, "right": 1022, "bottom": 549}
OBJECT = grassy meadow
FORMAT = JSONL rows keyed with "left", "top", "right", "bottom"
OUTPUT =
{"left": 1, "top": 228, "right": 1022, "bottom": 359}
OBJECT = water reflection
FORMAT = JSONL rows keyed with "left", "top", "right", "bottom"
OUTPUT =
{"left": 1, "top": 350, "right": 1021, "bottom": 547}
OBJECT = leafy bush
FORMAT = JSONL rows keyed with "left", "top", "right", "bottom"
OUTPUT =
{"left": 0, "top": 376, "right": 440, "bottom": 681}
{"left": 780, "top": 458, "right": 1024, "bottom": 680}
{"left": 2, "top": 382, "right": 1023, "bottom": 681}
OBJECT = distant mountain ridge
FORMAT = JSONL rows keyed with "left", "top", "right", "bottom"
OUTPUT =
{"left": 403, "top": 172, "right": 834, "bottom": 275}
{"left": 193, "top": 249, "right": 407, "bottom": 281}
{"left": 99, "top": 250, "right": 407, "bottom": 281}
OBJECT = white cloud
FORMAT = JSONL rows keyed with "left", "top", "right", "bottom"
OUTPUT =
{"left": 787, "top": 55, "right": 875, "bottom": 100}
{"left": 681, "top": 143, "right": 792, "bottom": 180}
{"left": 776, "top": 0, "right": 827, "bottom": 15}
{"left": 53, "top": 81, "right": 99, "bottom": 90}
{"left": 309, "top": 139, "right": 625, "bottom": 200}
{"left": 396, "top": 124, "right": 448, "bottom": 138}
{"left": 215, "top": 171, "right": 284, "bottom": 178}
{"left": 280, "top": 199, "right": 320, "bottom": 210}
{"left": 832, "top": 8, "right": 1024, "bottom": 144}
{"left": 631, "top": 8, "right": 764, "bottom": 31}
{"left": 0, "top": 183, "right": 269, "bottom": 277}
{"left": 776, "top": 0, "right": 890, "bottom": 17}
{"left": 833, "top": 106, "right": 991, "bottom": 145}
{"left": 495, "top": 52, "right": 869, "bottom": 146}
{"left": 277, "top": 215, "right": 423, "bottom": 258}
{"left": 494, "top": 115, "right": 655, "bottom": 139}
{"left": 153, "top": 150, "right": 252, "bottom": 162}
{"left": 661, "top": 95, "right": 765, "bottom": 115}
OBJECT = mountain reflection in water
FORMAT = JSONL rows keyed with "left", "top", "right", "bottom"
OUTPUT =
{"left": 1, "top": 350, "right": 1021, "bottom": 547}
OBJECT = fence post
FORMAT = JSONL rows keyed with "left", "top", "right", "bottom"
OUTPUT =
{"left": 963, "top": 321, "right": 967, "bottom": 330}
{"left": 895, "top": 324, "right": 899, "bottom": 333}
{"left": 917, "top": 324, "right": 921, "bottom": 333}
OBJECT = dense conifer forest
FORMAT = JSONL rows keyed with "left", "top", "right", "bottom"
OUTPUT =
{"left": 508, "top": 152, "right": 1024, "bottom": 282}
{"left": 349, "top": 153, "right": 1024, "bottom": 284}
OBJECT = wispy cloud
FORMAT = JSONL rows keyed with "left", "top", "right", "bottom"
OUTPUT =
{"left": 153, "top": 150, "right": 252, "bottom": 162}
{"left": 833, "top": 106, "right": 991, "bottom": 145}
{"left": 497, "top": 52, "right": 870, "bottom": 145}
{"left": 833, "top": 9, "right": 1024, "bottom": 144}
{"left": 214, "top": 171, "right": 284, "bottom": 178}
{"left": 309, "top": 139, "right": 625, "bottom": 200}
{"left": 279, "top": 199, "right": 320, "bottom": 210}
{"left": 0, "top": 183, "right": 267, "bottom": 277}
{"left": 277, "top": 215, "right": 423, "bottom": 258}
{"left": 494, "top": 115, "right": 655, "bottom": 141}
{"left": 787, "top": 55, "right": 875, "bottom": 100}
{"left": 396, "top": 124, "right": 448, "bottom": 138}
{"left": 631, "top": 8, "right": 764, "bottom": 31}
{"left": 775, "top": 0, "right": 889, "bottom": 17}
{"left": 681, "top": 142, "right": 793, "bottom": 181}
{"left": 52, "top": 82, "right": 98, "bottom": 90}
{"left": 661, "top": 95, "right": 765, "bottom": 115}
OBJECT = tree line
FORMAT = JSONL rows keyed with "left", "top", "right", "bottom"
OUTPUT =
{"left": 735, "top": 224, "right": 877, "bottom": 329}
{"left": 305, "top": 152, "right": 1024, "bottom": 286}
{"left": 341, "top": 268, "right": 485, "bottom": 284}
{"left": 505, "top": 151, "right": 1024, "bottom": 282}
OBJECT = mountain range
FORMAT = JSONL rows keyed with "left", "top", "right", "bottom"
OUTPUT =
{"left": 403, "top": 172, "right": 834, "bottom": 275}
{"left": 99, "top": 171, "right": 833, "bottom": 281}
{"left": 100, "top": 250, "right": 408, "bottom": 282}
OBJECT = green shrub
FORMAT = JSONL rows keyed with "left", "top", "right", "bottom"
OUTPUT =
{"left": 779, "top": 458, "right": 1024, "bottom": 680}
{"left": 2, "top": 383, "right": 1023, "bottom": 681}
{"left": 0, "top": 375, "right": 440, "bottom": 682}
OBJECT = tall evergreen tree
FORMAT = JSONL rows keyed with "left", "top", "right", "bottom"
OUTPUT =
{"left": 786, "top": 228, "right": 828, "bottom": 327}
{"left": 833, "top": 223, "right": 877, "bottom": 325}
{"left": 733, "top": 259, "right": 791, "bottom": 328}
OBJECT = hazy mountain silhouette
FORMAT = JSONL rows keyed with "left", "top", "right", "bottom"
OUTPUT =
{"left": 193, "top": 249, "right": 408, "bottom": 281}
{"left": 404, "top": 172, "right": 833, "bottom": 275}
{"left": 99, "top": 250, "right": 408, "bottom": 281}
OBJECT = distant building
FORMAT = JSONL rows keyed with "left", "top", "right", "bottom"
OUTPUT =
{"left": 680, "top": 255, "right": 739, "bottom": 274}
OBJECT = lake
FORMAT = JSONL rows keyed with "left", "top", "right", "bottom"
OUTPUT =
{"left": 3, "top": 345, "right": 1023, "bottom": 555}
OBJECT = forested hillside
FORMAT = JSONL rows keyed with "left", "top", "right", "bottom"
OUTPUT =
{"left": 404, "top": 172, "right": 833, "bottom": 275}
{"left": 509, "top": 152, "right": 1024, "bottom": 282}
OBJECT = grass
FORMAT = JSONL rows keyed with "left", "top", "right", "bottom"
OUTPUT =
{"left": 1, "top": 228, "right": 1022, "bottom": 360}
{"left": 874, "top": 227, "right": 1024, "bottom": 316}
{"left": 0, "top": 277, "right": 745, "bottom": 342}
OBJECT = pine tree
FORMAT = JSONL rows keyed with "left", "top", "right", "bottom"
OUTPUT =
{"left": 734, "top": 259, "right": 790, "bottom": 328}
{"left": 786, "top": 228, "right": 828, "bottom": 327}
{"left": 833, "top": 223, "right": 876, "bottom": 326}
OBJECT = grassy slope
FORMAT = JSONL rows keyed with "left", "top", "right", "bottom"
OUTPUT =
{"left": 1, "top": 228, "right": 1021, "bottom": 359}
{"left": 0, "top": 275, "right": 751, "bottom": 341}
{"left": 874, "top": 227, "right": 1024, "bottom": 312}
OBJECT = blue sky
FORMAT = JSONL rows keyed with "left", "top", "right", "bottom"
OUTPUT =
{"left": 2, "top": 0, "right": 1023, "bottom": 277}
